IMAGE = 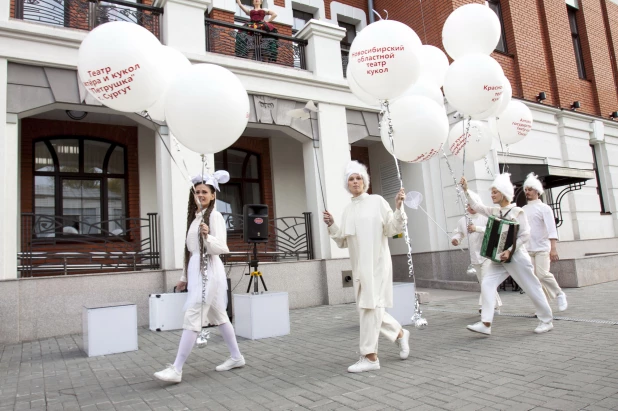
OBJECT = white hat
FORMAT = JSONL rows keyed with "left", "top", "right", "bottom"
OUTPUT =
{"left": 344, "top": 161, "right": 370, "bottom": 194}
{"left": 191, "top": 170, "right": 230, "bottom": 191}
{"left": 491, "top": 173, "right": 514, "bottom": 203}
{"left": 523, "top": 172, "right": 544, "bottom": 195}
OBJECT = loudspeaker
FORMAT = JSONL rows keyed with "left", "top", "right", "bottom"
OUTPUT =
{"left": 243, "top": 204, "right": 268, "bottom": 243}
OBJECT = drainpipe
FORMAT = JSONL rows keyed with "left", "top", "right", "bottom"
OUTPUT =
{"left": 368, "top": 0, "right": 375, "bottom": 23}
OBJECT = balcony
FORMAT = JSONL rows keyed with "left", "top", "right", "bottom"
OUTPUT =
{"left": 205, "top": 18, "right": 307, "bottom": 70}
{"left": 13, "top": 0, "right": 162, "bottom": 39}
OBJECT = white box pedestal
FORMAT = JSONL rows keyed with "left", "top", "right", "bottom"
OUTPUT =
{"left": 233, "top": 292, "right": 290, "bottom": 340}
{"left": 386, "top": 282, "right": 416, "bottom": 326}
{"left": 82, "top": 302, "right": 138, "bottom": 357}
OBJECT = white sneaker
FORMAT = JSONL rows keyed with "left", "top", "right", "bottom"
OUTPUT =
{"left": 154, "top": 364, "right": 182, "bottom": 383}
{"left": 348, "top": 356, "right": 380, "bottom": 373}
{"left": 216, "top": 356, "right": 246, "bottom": 371}
{"left": 534, "top": 321, "right": 553, "bottom": 334}
{"left": 396, "top": 329, "right": 410, "bottom": 360}
{"left": 557, "top": 293, "right": 568, "bottom": 311}
{"left": 467, "top": 322, "right": 491, "bottom": 335}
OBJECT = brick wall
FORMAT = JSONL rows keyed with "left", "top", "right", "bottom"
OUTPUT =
{"left": 20, "top": 119, "right": 141, "bottom": 256}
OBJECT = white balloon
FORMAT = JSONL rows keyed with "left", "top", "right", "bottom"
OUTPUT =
{"left": 395, "top": 77, "right": 444, "bottom": 107}
{"left": 380, "top": 96, "right": 449, "bottom": 163}
{"left": 494, "top": 76, "right": 513, "bottom": 116}
{"left": 78, "top": 22, "right": 163, "bottom": 112}
{"left": 496, "top": 101, "right": 533, "bottom": 145}
{"left": 146, "top": 46, "right": 192, "bottom": 122}
{"left": 447, "top": 120, "right": 494, "bottom": 162}
{"left": 415, "top": 45, "right": 449, "bottom": 87}
{"left": 347, "top": 67, "right": 380, "bottom": 107}
{"left": 164, "top": 64, "right": 249, "bottom": 154}
{"left": 444, "top": 54, "right": 504, "bottom": 116}
{"left": 348, "top": 20, "right": 422, "bottom": 100}
{"left": 442, "top": 3, "right": 502, "bottom": 60}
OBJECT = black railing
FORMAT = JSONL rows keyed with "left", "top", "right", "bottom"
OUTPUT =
{"left": 19, "top": 213, "right": 160, "bottom": 276}
{"left": 341, "top": 42, "right": 351, "bottom": 77}
{"left": 14, "top": 0, "right": 162, "bottom": 39}
{"left": 205, "top": 18, "right": 307, "bottom": 70}
{"left": 220, "top": 212, "right": 314, "bottom": 263}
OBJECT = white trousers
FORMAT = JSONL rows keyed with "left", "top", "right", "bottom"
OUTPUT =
{"left": 473, "top": 261, "right": 502, "bottom": 307}
{"left": 528, "top": 251, "right": 562, "bottom": 301}
{"left": 359, "top": 307, "right": 401, "bottom": 355}
{"left": 480, "top": 250, "right": 553, "bottom": 324}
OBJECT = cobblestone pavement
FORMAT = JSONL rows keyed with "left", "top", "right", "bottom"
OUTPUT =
{"left": 1, "top": 281, "right": 618, "bottom": 411}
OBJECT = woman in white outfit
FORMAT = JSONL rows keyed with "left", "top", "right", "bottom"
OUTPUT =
{"left": 154, "top": 172, "right": 245, "bottom": 383}
{"left": 322, "top": 161, "right": 411, "bottom": 373}
{"left": 461, "top": 174, "right": 554, "bottom": 335}
{"left": 450, "top": 190, "right": 502, "bottom": 313}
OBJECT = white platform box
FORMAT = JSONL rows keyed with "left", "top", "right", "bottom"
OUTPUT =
{"left": 149, "top": 292, "right": 187, "bottom": 332}
{"left": 82, "top": 302, "right": 138, "bottom": 357}
{"left": 386, "top": 282, "right": 416, "bottom": 326}
{"left": 233, "top": 292, "right": 290, "bottom": 340}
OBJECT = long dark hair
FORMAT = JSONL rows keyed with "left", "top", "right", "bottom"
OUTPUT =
{"left": 183, "top": 183, "right": 216, "bottom": 277}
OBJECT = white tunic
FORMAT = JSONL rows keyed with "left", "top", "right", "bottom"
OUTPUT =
{"left": 523, "top": 199, "right": 558, "bottom": 252}
{"left": 328, "top": 193, "right": 407, "bottom": 309}
{"left": 451, "top": 213, "right": 488, "bottom": 265}
{"left": 180, "top": 210, "right": 230, "bottom": 312}
{"left": 466, "top": 193, "right": 531, "bottom": 253}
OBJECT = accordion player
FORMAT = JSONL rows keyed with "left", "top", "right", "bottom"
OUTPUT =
{"left": 480, "top": 215, "right": 520, "bottom": 263}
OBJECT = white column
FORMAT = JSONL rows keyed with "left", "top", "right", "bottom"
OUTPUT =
{"left": 155, "top": 126, "right": 176, "bottom": 270}
{"left": 303, "top": 103, "right": 350, "bottom": 259}
{"left": 296, "top": 19, "right": 346, "bottom": 82}
{"left": 0, "top": 0, "right": 10, "bottom": 21}
{"left": 0, "top": 58, "right": 19, "bottom": 279}
{"left": 162, "top": 0, "right": 210, "bottom": 55}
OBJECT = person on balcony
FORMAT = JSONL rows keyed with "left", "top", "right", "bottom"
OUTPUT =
{"left": 451, "top": 190, "right": 502, "bottom": 314}
{"left": 154, "top": 171, "right": 245, "bottom": 384}
{"left": 322, "top": 161, "right": 411, "bottom": 373}
{"left": 523, "top": 172, "right": 567, "bottom": 311}
{"left": 235, "top": 0, "right": 279, "bottom": 62}
{"left": 461, "top": 174, "right": 554, "bottom": 336}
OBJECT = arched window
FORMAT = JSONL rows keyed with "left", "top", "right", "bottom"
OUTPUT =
{"left": 33, "top": 137, "right": 127, "bottom": 237}
{"left": 214, "top": 149, "right": 261, "bottom": 219}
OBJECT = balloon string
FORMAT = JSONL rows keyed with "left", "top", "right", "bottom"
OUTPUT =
{"left": 416, "top": 205, "right": 464, "bottom": 252}
{"left": 419, "top": 0, "right": 428, "bottom": 44}
{"left": 381, "top": 101, "right": 427, "bottom": 328}
{"left": 308, "top": 115, "right": 328, "bottom": 211}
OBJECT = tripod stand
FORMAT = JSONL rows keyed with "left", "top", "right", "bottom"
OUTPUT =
{"left": 246, "top": 242, "right": 268, "bottom": 294}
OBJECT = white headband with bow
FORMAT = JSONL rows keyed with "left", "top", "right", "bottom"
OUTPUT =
{"left": 191, "top": 170, "right": 230, "bottom": 191}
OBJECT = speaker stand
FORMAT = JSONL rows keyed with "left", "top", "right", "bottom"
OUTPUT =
{"left": 246, "top": 242, "right": 268, "bottom": 294}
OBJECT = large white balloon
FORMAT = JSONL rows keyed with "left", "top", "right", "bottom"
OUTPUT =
{"left": 146, "top": 46, "right": 192, "bottom": 122}
{"left": 415, "top": 45, "right": 449, "bottom": 87}
{"left": 496, "top": 101, "right": 533, "bottom": 145}
{"left": 380, "top": 96, "right": 449, "bottom": 163}
{"left": 164, "top": 64, "right": 249, "bottom": 154}
{"left": 443, "top": 53, "right": 504, "bottom": 116}
{"left": 347, "top": 67, "right": 380, "bottom": 107}
{"left": 348, "top": 20, "right": 422, "bottom": 100}
{"left": 447, "top": 120, "right": 494, "bottom": 162}
{"left": 394, "top": 77, "right": 444, "bottom": 107}
{"left": 78, "top": 22, "right": 163, "bottom": 112}
{"left": 471, "top": 76, "right": 512, "bottom": 120}
{"left": 442, "top": 3, "right": 502, "bottom": 60}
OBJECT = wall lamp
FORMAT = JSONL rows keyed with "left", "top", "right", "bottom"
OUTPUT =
{"left": 610, "top": 111, "right": 618, "bottom": 120}
{"left": 66, "top": 110, "right": 88, "bottom": 121}
{"left": 536, "top": 92, "right": 547, "bottom": 103}
{"left": 571, "top": 101, "right": 581, "bottom": 111}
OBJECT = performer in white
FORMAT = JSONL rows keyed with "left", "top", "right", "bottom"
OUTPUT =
{"left": 323, "top": 161, "right": 410, "bottom": 373}
{"left": 451, "top": 191, "right": 502, "bottom": 313}
{"left": 523, "top": 173, "right": 567, "bottom": 311}
{"left": 154, "top": 172, "right": 245, "bottom": 383}
{"left": 461, "top": 174, "right": 554, "bottom": 335}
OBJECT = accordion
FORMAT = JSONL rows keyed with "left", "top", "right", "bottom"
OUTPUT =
{"left": 480, "top": 215, "right": 519, "bottom": 263}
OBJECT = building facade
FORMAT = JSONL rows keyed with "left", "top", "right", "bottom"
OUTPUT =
{"left": 1, "top": 0, "right": 618, "bottom": 342}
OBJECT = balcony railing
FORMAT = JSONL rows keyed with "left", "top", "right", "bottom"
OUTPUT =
{"left": 14, "top": 0, "right": 162, "bottom": 39}
{"left": 220, "top": 212, "right": 314, "bottom": 264}
{"left": 19, "top": 213, "right": 160, "bottom": 276}
{"left": 205, "top": 18, "right": 307, "bottom": 70}
{"left": 341, "top": 42, "right": 351, "bottom": 78}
